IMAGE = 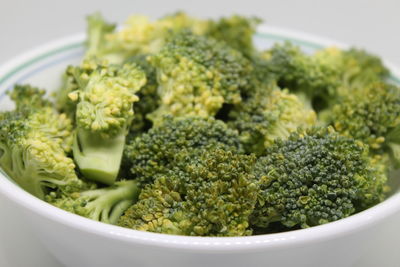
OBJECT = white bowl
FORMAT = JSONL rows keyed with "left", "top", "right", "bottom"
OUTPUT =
{"left": 1, "top": 26, "right": 400, "bottom": 267}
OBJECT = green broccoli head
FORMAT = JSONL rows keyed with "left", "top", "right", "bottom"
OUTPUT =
{"left": 119, "top": 148, "right": 258, "bottom": 236}
{"left": 89, "top": 12, "right": 210, "bottom": 64}
{"left": 123, "top": 116, "right": 243, "bottom": 184}
{"left": 264, "top": 42, "right": 340, "bottom": 110}
{"left": 124, "top": 54, "right": 160, "bottom": 134}
{"left": 69, "top": 60, "right": 146, "bottom": 185}
{"left": 206, "top": 15, "right": 261, "bottom": 58}
{"left": 148, "top": 31, "right": 253, "bottom": 125}
{"left": 46, "top": 179, "right": 140, "bottom": 225}
{"left": 329, "top": 82, "right": 400, "bottom": 164}
{"left": 0, "top": 100, "right": 76, "bottom": 200}
{"left": 8, "top": 84, "right": 52, "bottom": 110}
{"left": 251, "top": 127, "right": 388, "bottom": 229}
{"left": 314, "top": 47, "right": 390, "bottom": 90}
{"left": 228, "top": 87, "right": 316, "bottom": 155}
{"left": 55, "top": 59, "right": 105, "bottom": 118}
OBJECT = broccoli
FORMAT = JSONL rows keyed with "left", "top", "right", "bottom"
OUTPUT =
{"left": 263, "top": 42, "right": 339, "bottom": 110}
{"left": 251, "top": 127, "right": 388, "bottom": 229}
{"left": 0, "top": 11, "right": 396, "bottom": 237}
{"left": 85, "top": 12, "right": 261, "bottom": 65}
{"left": 205, "top": 15, "right": 261, "bottom": 58}
{"left": 148, "top": 31, "right": 253, "bottom": 125}
{"left": 119, "top": 148, "right": 258, "bottom": 236}
{"left": 263, "top": 43, "right": 391, "bottom": 112}
{"left": 87, "top": 12, "right": 210, "bottom": 64}
{"left": 69, "top": 60, "right": 146, "bottom": 185}
{"left": 328, "top": 82, "right": 400, "bottom": 165}
{"left": 9, "top": 84, "right": 52, "bottom": 109}
{"left": 0, "top": 87, "right": 77, "bottom": 199}
{"left": 124, "top": 54, "right": 160, "bottom": 134}
{"left": 123, "top": 116, "right": 243, "bottom": 184}
{"left": 46, "top": 180, "right": 140, "bottom": 225}
{"left": 314, "top": 47, "right": 389, "bottom": 90}
{"left": 85, "top": 13, "right": 117, "bottom": 61}
{"left": 55, "top": 59, "right": 106, "bottom": 118}
{"left": 228, "top": 87, "right": 316, "bottom": 155}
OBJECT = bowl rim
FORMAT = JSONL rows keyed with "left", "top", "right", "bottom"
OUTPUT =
{"left": 1, "top": 25, "right": 400, "bottom": 252}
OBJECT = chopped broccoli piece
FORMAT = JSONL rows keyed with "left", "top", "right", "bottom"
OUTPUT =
{"left": 8, "top": 84, "right": 52, "bottom": 109}
{"left": 228, "top": 87, "right": 316, "bottom": 155}
{"left": 251, "top": 127, "right": 388, "bottom": 229}
{"left": 205, "top": 15, "right": 261, "bottom": 57}
{"left": 55, "top": 59, "right": 106, "bottom": 118}
{"left": 264, "top": 42, "right": 340, "bottom": 111}
{"left": 0, "top": 87, "right": 76, "bottom": 199}
{"left": 314, "top": 47, "right": 390, "bottom": 90}
{"left": 89, "top": 12, "right": 209, "bottom": 64}
{"left": 123, "top": 116, "right": 243, "bottom": 184}
{"left": 69, "top": 60, "right": 146, "bottom": 185}
{"left": 119, "top": 149, "right": 258, "bottom": 236}
{"left": 148, "top": 31, "right": 253, "bottom": 124}
{"left": 124, "top": 54, "right": 160, "bottom": 134}
{"left": 329, "top": 82, "right": 400, "bottom": 165}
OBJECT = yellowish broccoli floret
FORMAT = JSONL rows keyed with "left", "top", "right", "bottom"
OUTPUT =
{"left": 69, "top": 60, "right": 146, "bottom": 185}
{"left": 228, "top": 87, "right": 316, "bottom": 155}
{"left": 0, "top": 87, "right": 77, "bottom": 199}
{"left": 148, "top": 31, "right": 253, "bottom": 125}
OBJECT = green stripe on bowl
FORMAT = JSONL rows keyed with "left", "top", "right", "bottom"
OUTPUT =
{"left": 389, "top": 75, "right": 400, "bottom": 84}
{"left": 254, "top": 32, "right": 324, "bottom": 49}
{"left": 0, "top": 42, "right": 83, "bottom": 88}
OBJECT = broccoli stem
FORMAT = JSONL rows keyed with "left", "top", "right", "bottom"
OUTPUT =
{"left": 72, "top": 128, "right": 126, "bottom": 185}
{"left": 82, "top": 180, "right": 140, "bottom": 224}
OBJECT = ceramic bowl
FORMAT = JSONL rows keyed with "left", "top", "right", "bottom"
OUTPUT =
{"left": 1, "top": 26, "right": 400, "bottom": 267}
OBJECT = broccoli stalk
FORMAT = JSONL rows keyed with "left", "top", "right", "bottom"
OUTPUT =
{"left": 72, "top": 128, "right": 126, "bottom": 185}
{"left": 85, "top": 13, "right": 116, "bottom": 61}
{"left": 47, "top": 180, "right": 140, "bottom": 225}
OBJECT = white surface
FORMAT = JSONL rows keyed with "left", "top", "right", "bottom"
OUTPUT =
{"left": 0, "top": 1, "right": 400, "bottom": 266}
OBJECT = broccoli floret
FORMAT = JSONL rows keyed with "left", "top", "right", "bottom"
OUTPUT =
{"left": 123, "top": 116, "right": 243, "bottom": 184}
{"left": 69, "top": 60, "right": 146, "bottom": 185}
{"left": 264, "top": 42, "right": 340, "bottom": 111}
{"left": 314, "top": 47, "right": 390, "bottom": 90}
{"left": 56, "top": 59, "right": 106, "bottom": 118}
{"left": 47, "top": 180, "right": 140, "bottom": 225}
{"left": 205, "top": 15, "right": 261, "bottom": 58}
{"left": 251, "top": 127, "right": 388, "bottom": 229}
{"left": 124, "top": 54, "right": 160, "bottom": 134}
{"left": 0, "top": 88, "right": 77, "bottom": 199}
{"left": 8, "top": 84, "right": 52, "bottom": 109}
{"left": 228, "top": 87, "right": 316, "bottom": 155}
{"left": 119, "top": 148, "right": 258, "bottom": 236}
{"left": 89, "top": 12, "right": 209, "bottom": 64}
{"left": 328, "top": 82, "right": 400, "bottom": 165}
{"left": 148, "top": 31, "right": 253, "bottom": 125}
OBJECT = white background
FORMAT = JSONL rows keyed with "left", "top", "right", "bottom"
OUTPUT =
{"left": 0, "top": 0, "right": 399, "bottom": 266}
